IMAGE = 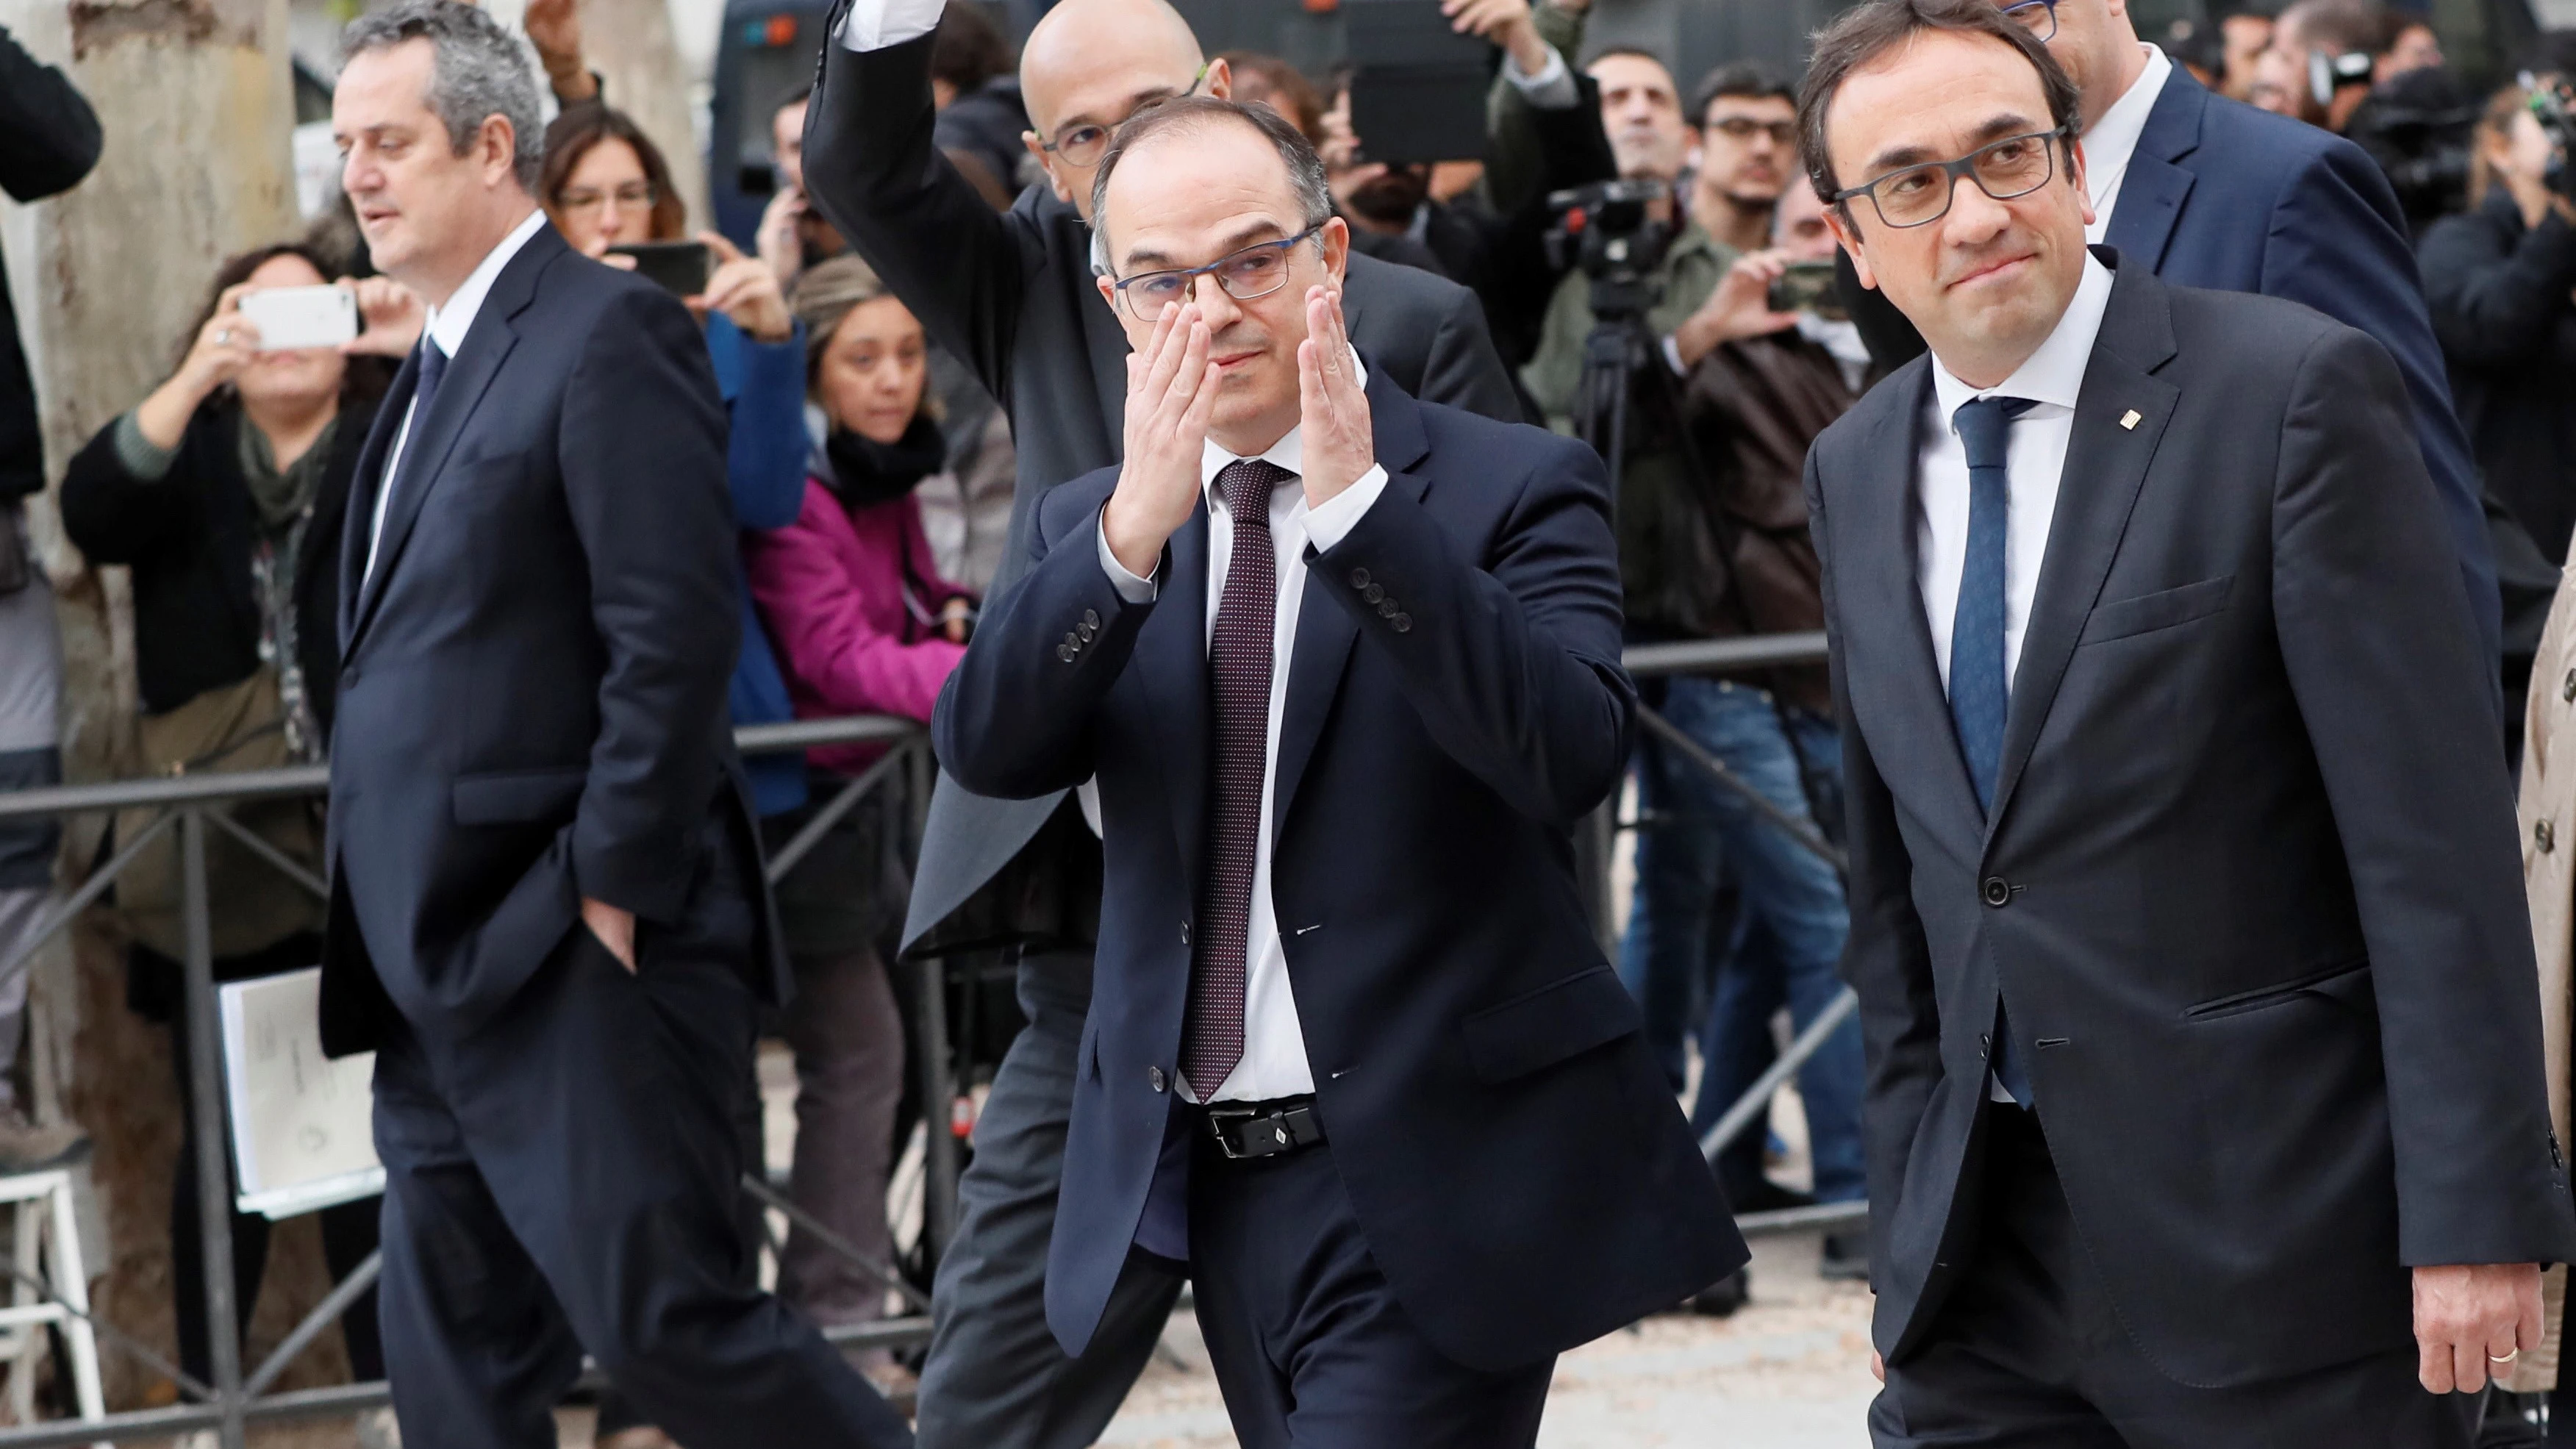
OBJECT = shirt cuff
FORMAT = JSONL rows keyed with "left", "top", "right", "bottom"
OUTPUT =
{"left": 1661, "top": 334, "right": 1689, "bottom": 376}
{"left": 837, "top": 0, "right": 946, "bottom": 51}
{"left": 112, "top": 412, "right": 179, "bottom": 482}
{"left": 1098, "top": 514, "right": 1159, "bottom": 603}
{"left": 1304, "top": 464, "right": 1389, "bottom": 552}
{"left": 1502, "top": 44, "right": 1578, "bottom": 110}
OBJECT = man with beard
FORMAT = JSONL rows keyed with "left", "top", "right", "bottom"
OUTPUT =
{"left": 1686, "top": 62, "right": 1800, "bottom": 256}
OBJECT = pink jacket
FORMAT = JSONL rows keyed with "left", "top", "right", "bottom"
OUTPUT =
{"left": 745, "top": 479, "right": 970, "bottom": 776}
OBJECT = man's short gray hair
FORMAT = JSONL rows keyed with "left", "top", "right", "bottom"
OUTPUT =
{"left": 341, "top": 0, "right": 544, "bottom": 191}
{"left": 1087, "top": 96, "right": 1331, "bottom": 276}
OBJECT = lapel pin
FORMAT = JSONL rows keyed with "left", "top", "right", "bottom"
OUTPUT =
{"left": 2119, "top": 409, "right": 2142, "bottom": 431}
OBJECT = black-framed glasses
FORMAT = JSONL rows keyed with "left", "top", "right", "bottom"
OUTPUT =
{"left": 1708, "top": 116, "right": 1797, "bottom": 146}
{"left": 2000, "top": 0, "right": 2059, "bottom": 43}
{"left": 557, "top": 182, "right": 657, "bottom": 215}
{"left": 1109, "top": 225, "right": 1324, "bottom": 315}
{"left": 1034, "top": 63, "right": 1212, "bottom": 168}
{"left": 1831, "top": 126, "right": 2068, "bottom": 229}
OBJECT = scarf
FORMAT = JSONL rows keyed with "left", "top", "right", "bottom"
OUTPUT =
{"left": 812, "top": 412, "right": 948, "bottom": 511}
{"left": 235, "top": 407, "right": 337, "bottom": 762}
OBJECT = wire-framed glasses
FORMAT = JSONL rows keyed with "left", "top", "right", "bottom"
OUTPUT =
{"left": 1831, "top": 126, "right": 2067, "bottom": 229}
{"left": 1109, "top": 225, "right": 1324, "bottom": 316}
{"left": 2000, "top": 0, "right": 2060, "bottom": 43}
{"left": 1036, "top": 63, "right": 1212, "bottom": 168}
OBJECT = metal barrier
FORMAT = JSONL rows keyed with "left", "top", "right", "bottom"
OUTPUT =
{"left": 0, "top": 631, "right": 1857, "bottom": 1440}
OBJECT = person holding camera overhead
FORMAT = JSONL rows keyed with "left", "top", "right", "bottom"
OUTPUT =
{"left": 2421, "top": 77, "right": 2576, "bottom": 563}
{"left": 57, "top": 240, "right": 418, "bottom": 1447}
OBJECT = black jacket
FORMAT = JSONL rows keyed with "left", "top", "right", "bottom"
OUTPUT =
{"left": 59, "top": 400, "right": 371, "bottom": 729}
{"left": 0, "top": 29, "right": 101, "bottom": 499}
{"left": 1808, "top": 260, "right": 2575, "bottom": 1384}
{"left": 2422, "top": 190, "right": 2576, "bottom": 562}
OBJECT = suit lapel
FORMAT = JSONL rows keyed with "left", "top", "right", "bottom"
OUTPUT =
{"left": 1984, "top": 266, "right": 2181, "bottom": 834}
{"left": 1833, "top": 369, "right": 1987, "bottom": 865}
{"left": 1270, "top": 367, "right": 1428, "bottom": 842}
{"left": 1135, "top": 503, "right": 1212, "bottom": 898}
{"left": 2103, "top": 70, "right": 2205, "bottom": 274}
{"left": 346, "top": 227, "right": 559, "bottom": 651}
{"left": 1077, "top": 260, "right": 1132, "bottom": 464}
{"left": 340, "top": 348, "right": 418, "bottom": 654}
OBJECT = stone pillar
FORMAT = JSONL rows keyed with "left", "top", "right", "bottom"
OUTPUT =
{"left": 0, "top": 0, "right": 353, "bottom": 1406}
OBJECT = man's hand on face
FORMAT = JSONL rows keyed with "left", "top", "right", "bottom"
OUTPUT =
{"left": 1103, "top": 301, "right": 1219, "bottom": 579}
{"left": 2412, "top": 1262, "right": 2543, "bottom": 1393}
{"left": 1298, "top": 285, "right": 1375, "bottom": 509}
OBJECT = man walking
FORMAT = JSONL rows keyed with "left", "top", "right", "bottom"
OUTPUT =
{"left": 321, "top": 7, "right": 909, "bottom": 1444}
{"left": 1800, "top": 2, "right": 2575, "bottom": 1442}
{"left": 936, "top": 96, "right": 1738, "bottom": 1446}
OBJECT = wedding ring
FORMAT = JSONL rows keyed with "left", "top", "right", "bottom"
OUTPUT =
{"left": 2491, "top": 1349, "right": 2521, "bottom": 1364}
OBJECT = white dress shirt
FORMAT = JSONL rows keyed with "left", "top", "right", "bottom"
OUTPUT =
{"left": 1917, "top": 253, "right": 2115, "bottom": 693}
{"left": 2081, "top": 45, "right": 2172, "bottom": 245}
{"left": 365, "top": 207, "right": 550, "bottom": 581}
{"left": 1096, "top": 360, "right": 1387, "bottom": 1103}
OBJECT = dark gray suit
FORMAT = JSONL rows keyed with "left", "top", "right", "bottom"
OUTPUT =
{"left": 799, "top": 21, "right": 1525, "bottom": 1449}
{"left": 1809, "top": 256, "right": 2576, "bottom": 1445}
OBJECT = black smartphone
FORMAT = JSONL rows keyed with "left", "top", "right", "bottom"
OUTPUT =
{"left": 606, "top": 240, "right": 712, "bottom": 298}
{"left": 1768, "top": 260, "right": 1842, "bottom": 318}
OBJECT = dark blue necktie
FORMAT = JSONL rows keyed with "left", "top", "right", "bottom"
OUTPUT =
{"left": 411, "top": 337, "right": 449, "bottom": 429}
{"left": 1950, "top": 394, "right": 2036, "bottom": 1102}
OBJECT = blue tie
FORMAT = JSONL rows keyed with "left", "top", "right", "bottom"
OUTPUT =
{"left": 1950, "top": 394, "right": 2036, "bottom": 1103}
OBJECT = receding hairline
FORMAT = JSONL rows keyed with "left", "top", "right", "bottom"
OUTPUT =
{"left": 1020, "top": 0, "right": 1202, "bottom": 126}
{"left": 1823, "top": 28, "right": 2050, "bottom": 182}
{"left": 1095, "top": 110, "right": 1309, "bottom": 268}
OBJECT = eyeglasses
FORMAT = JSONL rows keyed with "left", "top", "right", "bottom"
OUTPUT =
{"left": 1831, "top": 126, "right": 2067, "bottom": 229}
{"left": 1035, "top": 63, "right": 1212, "bottom": 168}
{"left": 1109, "top": 225, "right": 1324, "bottom": 316}
{"left": 557, "top": 182, "right": 656, "bottom": 215}
{"left": 1708, "top": 116, "right": 1797, "bottom": 146}
{"left": 2000, "top": 0, "right": 2060, "bottom": 43}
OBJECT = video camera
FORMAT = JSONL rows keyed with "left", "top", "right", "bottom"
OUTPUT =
{"left": 2347, "top": 67, "right": 2483, "bottom": 232}
{"left": 1544, "top": 179, "right": 1678, "bottom": 323}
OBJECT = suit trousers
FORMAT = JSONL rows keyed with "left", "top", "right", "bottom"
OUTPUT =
{"left": 368, "top": 887, "right": 910, "bottom": 1449}
{"left": 912, "top": 948, "right": 1182, "bottom": 1449}
{"left": 1872, "top": 1106, "right": 2475, "bottom": 1449}
{"left": 1186, "top": 1134, "right": 1556, "bottom": 1448}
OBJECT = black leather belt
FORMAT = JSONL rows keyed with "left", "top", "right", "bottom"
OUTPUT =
{"left": 1199, "top": 1095, "right": 1327, "bottom": 1160}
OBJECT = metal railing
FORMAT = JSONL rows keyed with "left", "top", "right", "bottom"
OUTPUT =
{"left": 0, "top": 630, "right": 1857, "bottom": 1439}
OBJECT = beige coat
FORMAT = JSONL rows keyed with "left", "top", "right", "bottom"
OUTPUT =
{"left": 2509, "top": 576, "right": 2576, "bottom": 1393}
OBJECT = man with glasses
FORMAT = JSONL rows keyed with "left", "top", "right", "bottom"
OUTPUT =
{"left": 1800, "top": 1, "right": 2573, "bottom": 1443}
{"left": 801, "top": 3, "right": 1520, "bottom": 1447}
{"left": 1687, "top": 62, "right": 1800, "bottom": 255}
{"left": 935, "top": 93, "right": 1736, "bottom": 1448}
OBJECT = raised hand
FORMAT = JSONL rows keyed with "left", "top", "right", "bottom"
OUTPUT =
{"left": 340, "top": 276, "right": 426, "bottom": 359}
{"left": 1297, "top": 286, "right": 1374, "bottom": 508}
{"left": 1102, "top": 302, "right": 1217, "bottom": 579}
{"left": 1670, "top": 249, "right": 1804, "bottom": 371}
{"left": 1442, "top": 0, "right": 1551, "bottom": 77}
{"left": 690, "top": 232, "right": 794, "bottom": 343}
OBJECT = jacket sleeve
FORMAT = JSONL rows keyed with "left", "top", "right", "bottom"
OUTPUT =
{"left": 718, "top": 316, "right": 812, "bottom": 532}
{"left": 745, "top": 485, "right": 965, "bottom": 723}
{"left": 559, "top": 286, "right": 743, "bottom": 924}
{"left": 801, "top": 29, "right": 1042, "bottom": 407}
{"left": 0, "top": 27, "right": 100, "bottom": 204}
{"left": 56, "top": 413, "right": 204, "bottom": 565}
{"left": 2422, "top": 207, "right": 2576, "bottom": 371}
{"left": 1804, "top": 444, "right": 1942, "bottom": 1287}
{"left": 933, "top": 482, "right": 1145, "bottom": 799}
{"left": 2259, "top": 137, "right": 2501, "bottom": 680}
{"left": 1414, "top": 284, "right": 1525, "bottom": 425}
{"left": 1306, "top": 432, "right": 1632, "bottom": 826}
{"left": 2270, "top": 324, "right": 2576, "bottom": 1268}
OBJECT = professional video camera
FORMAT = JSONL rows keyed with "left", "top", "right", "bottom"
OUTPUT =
{"left": 2347, "top": 66, "right": 2483, "bottom": 234}
{"left": 1544, "top": 179, "right": 1678, "bottom": 322}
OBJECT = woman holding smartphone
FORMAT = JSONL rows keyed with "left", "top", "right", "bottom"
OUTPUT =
{"left": 56, "top": 241, "right": 415, "bottom": 1442}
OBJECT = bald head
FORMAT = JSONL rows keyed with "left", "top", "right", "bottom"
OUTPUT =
{"left": 1016, "top": 0, "right": 1226, "bottom": 218}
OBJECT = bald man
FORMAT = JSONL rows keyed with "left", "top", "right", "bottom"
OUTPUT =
{"left": 802, "top": 4, "right": 1522, "bottom": 1446}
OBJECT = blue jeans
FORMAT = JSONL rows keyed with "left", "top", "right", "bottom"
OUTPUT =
{"left": 1619, "top": 678, "right": 1866, "bottom": 1205}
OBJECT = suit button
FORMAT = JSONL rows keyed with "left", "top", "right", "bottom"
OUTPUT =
{"left": 1148, "top": 1067, "right": 1167, "bottom": 1093}
{"left": 1349, "top": 568, "right": 1371, "bottom": 589}
{"left": 1056, "top": 643, "right": 1076, "bottom": 663}
{"left": 342, "top": 665, "right": 359, "bottom": 687}
{"left": 2539, "top": 820, "right": 2557, "bottom": 854}
{"left": 1982, "top": 876, "right": 2011, "bottom": 907}
{"left": 1083, "top": 609, "right": 1101, "bottom": 630}
{"left": 1180, "top": 921, "right": 1191, "bottom": 947}
{"left": 1362, "top": 583, "right": 1385, "bottom": 603}
{"left": 1376, "top": 599, "right": 1398, "bottom": 619}
{"left": 2562, "top": 668, "right": 2575, "bottom": 703}
{"left": 1391, "top": 614, "right": 1412, "bottom": 633}
{"left": 1978, "top": 1033, "right": 1990, "bottom": 1059}
{"left": 1077, "top": 620, "right": 1096, "bottom": 643}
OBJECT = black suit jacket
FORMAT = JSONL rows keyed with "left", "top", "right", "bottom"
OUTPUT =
{"left": 1807, "top": 259, "right": 2576, "bottom": 1387}
{"left": 799, "top": 24, "right": 1525, "bottom": 952}
{"left": 934, "top": 369, "right": 1741, "bottom": 1372}
{"left": 320, "top": 223, "right": 785, "bottom": 1055}
{"left": 0, "top": 27, "right": 99, "bottom": 500}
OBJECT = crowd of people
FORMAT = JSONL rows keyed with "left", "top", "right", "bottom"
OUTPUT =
{"left": 0, "top": 0, "right": 2574, "bottom": 1444}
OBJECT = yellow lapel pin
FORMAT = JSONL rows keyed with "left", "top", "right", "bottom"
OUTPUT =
{"left": 2119, "top": 409, "right": 2142, "bottom": 431}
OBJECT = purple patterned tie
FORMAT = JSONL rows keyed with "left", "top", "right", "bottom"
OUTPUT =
{"left": 1181, "top": 458, "right": 1295, "bottom": 1100}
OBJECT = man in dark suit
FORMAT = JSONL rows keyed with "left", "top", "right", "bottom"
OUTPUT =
{"left": 1798, "top": 4, "right": 2576, "bottom": 1442}
{"left": 801, "top": 3, "right": 1526, "bottom": 1444}
{"left": 321, "top": 8, "right": 911, "bottom": 1445}
{"left": 936, "top": 95, "right": 1738, "bottom": 1445}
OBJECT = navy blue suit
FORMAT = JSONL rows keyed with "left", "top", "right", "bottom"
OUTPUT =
{"left": 934, "top": 368, "right": 1739, "bottom": 1405}
{"left": 2100, "top": 66, "right": 2500, "bottom": 672}
{"left": 323, "top": 223, "right": 906, "bottom": 1449}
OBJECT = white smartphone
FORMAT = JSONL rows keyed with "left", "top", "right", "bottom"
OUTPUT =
{"left": 238, "top": 285, "right": 358, "bottom": 352}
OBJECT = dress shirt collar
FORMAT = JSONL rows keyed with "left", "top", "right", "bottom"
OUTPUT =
{"left": 1197, "top": 354, "right": 1368, "bottom": 505}
{"left": 423, "top": 208, "right": 549, "bottom": 359}
{"left": 1928, "top": 251, "right": 2116, "bottom": 425}
{"left": 2082, "top": 45, "right": 2172, "bottom": 207}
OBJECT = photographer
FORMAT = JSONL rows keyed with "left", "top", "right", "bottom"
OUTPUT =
{"left": 2422, "top": 76, "right": 2576, "bottom": 560}
{"left": 2251, "top": 0, "right": 2392, "bottom": 129}
{"left": 57, "top": 243, "right": 413, "bottom": 1437}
